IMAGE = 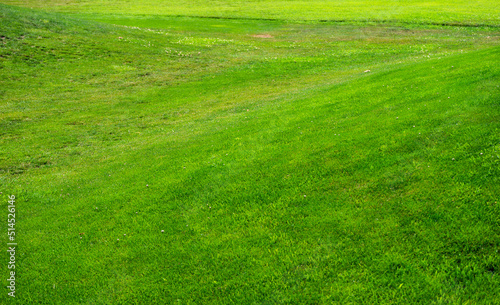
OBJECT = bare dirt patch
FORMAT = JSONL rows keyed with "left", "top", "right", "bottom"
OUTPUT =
{"left": 252, "top": 34, "right": 274, "bottom": 39}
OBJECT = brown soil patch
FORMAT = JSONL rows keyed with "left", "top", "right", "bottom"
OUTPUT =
{"left": 252, "top": 34, "right": 274, "bottom": 39}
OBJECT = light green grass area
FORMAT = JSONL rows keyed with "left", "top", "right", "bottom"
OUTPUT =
{"left": 2, "top": 0, "right": 500, "bottom": 26}
{"left": 1, "top": 1, "right": 500, "bottom": 304}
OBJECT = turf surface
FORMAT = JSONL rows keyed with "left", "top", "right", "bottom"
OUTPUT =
{"left": 0, "top": 1, "right": 499, "bottom": 304}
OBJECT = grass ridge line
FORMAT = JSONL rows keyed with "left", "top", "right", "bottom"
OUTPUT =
{"left": 75, "top": 13, "right": 500, "bottom": 28}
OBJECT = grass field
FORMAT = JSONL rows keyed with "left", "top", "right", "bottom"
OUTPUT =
{"left": 1, "top": 1, "right": 499, "bottom": 304}
{"left": 1, "top": 0, "right": 500, "bottom": 26}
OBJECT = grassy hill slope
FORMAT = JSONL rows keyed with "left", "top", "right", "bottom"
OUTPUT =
{"left": 1, "top": 3, "right": 500, "bottom": 304}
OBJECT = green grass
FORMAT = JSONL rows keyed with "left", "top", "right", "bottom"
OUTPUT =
{"left": 1, "top": 2, "right": 500, "bottom": 304}
{"left": 2, "top": 0, "right": 500, "bottom": 26}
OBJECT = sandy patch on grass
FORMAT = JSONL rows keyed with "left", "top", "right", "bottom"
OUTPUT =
{"left": 252, "top": 34, "right": 274, "bottom": 38}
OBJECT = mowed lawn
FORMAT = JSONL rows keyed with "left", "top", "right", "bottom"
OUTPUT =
{"left": 1, "top": 0, "right": 500, "bottom": 25}
{"left": 1, "top": 1, "right": 499, "bottom": 304}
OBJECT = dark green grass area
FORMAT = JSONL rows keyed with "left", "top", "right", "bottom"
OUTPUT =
{"left": 1, "top": 3, "right": 500, "bottom": 304}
